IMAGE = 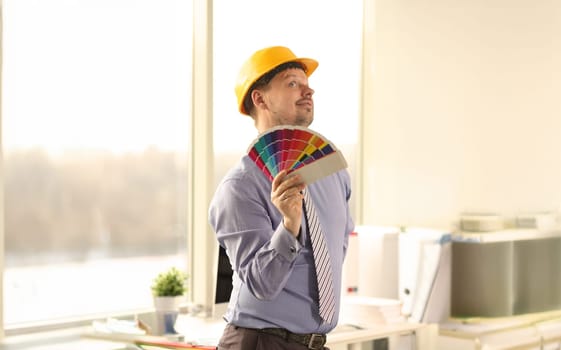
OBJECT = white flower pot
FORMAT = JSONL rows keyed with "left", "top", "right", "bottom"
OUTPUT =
{"left": 154, "top": 295, "right": 185, "bottom": 312}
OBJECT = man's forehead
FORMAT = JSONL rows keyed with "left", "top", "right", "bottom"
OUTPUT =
{"left": 276, "top": 68, "right": 307, "bottom": 80}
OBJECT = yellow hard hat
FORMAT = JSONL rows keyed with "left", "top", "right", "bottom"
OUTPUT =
{"left": 235, "top": 46, "right": 319, "bottom": 116}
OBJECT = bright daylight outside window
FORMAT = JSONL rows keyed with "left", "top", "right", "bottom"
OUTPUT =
{"left": 2, "top": 0, "right": 192, "bottom": 328}
{"left": 213, "top": 0, "right": 362, "bottom": 217}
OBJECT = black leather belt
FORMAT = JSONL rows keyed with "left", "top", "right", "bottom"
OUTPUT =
{"left": 259, "top": 327, "right": 327, "bottom": 349}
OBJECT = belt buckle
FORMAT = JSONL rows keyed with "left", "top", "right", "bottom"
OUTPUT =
{"left": 307, "top": 333, "right": 325, "bottom": 349}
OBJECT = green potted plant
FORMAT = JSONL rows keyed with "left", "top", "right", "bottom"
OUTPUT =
{"left": 151, "top": 267, "right": 189, "bottom": 334}
{"left": 151, "top": 267, "right": 189, "bottom": 298}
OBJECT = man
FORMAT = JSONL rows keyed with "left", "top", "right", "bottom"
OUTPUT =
{"left": 209, "top": 46, "right": 354, "bottom": 350}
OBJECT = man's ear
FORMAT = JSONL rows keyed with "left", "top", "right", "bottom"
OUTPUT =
{"left": 251, "top": 89, "right": 267, "bottom": 111}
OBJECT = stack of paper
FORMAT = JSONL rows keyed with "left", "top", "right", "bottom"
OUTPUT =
{"left": 92, "top": 318, "right": 146, "bottom": 335}
{"left": 339, "top": 296, "right": 405, "bottom": 326}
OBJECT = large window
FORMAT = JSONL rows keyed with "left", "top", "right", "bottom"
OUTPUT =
{"left": 1, "top": 0, "right": 363, "bottom": 333}
{"left": 213, "top": 0, "right": 362, "bottom": 215}
{"left": 2, "top": 0, "right": 192, "bottom": 328}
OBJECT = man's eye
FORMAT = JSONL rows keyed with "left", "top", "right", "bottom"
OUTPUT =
{"left": 288, "top": 81, "right": 297, "bottom": 87}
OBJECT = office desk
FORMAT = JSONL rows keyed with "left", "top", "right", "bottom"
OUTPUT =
{"left": 328, "top": 322, "right": 437, "bottom": 350}
{"left": 83, "top": 315, "right": 437, "bottom": 350}
{"left": 437, "top": 311, "right": 561, "bottom": 350}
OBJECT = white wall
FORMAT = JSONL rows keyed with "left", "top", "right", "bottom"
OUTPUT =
{"left": 362, "top": 0, "right": 561, "bottom": 229}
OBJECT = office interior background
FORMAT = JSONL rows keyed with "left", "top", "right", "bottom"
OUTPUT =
{"left": 1, "top": 0, "right": 560, "bottom": 343}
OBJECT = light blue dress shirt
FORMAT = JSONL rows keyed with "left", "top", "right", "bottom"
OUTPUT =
{"left": 208, "top": 155, "right": 354, "bottom": 334}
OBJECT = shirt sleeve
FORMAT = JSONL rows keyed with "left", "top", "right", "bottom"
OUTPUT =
{"left": 342, "top": 169, "right": 355, "bottom": 259}
{"left": 209, "top": 177, "right": 302, "bottom": 301}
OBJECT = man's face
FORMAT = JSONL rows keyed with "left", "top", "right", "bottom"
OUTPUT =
{"left": 259, "top": 68, "right": 315, "bottom": 128}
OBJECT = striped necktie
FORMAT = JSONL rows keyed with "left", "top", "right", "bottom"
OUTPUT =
{"left": 303, "top": 189, "right": 335, "bottom": 324}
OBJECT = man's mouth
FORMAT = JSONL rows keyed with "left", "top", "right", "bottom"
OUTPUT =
{"left": 297, "top": 99, "right": 313, "bottom": 108}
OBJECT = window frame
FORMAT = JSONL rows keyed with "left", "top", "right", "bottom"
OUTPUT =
{"left": 0, "top": 0, "right": 367, "bottom": 338}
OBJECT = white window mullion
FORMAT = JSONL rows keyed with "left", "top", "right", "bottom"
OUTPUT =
{"left": 190, "top": 0, "right": 215, "bottom": 316}
{"left": 1, "top": 0, "right": 6, "bottom": 340}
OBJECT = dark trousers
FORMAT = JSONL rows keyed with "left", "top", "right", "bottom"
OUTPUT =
{"left": 216, "top": 324, "right": 330, "bottom": 350}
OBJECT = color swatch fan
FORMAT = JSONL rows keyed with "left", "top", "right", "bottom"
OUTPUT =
{"left": 247, "top": 126, "right": 348, "bottom": 184}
